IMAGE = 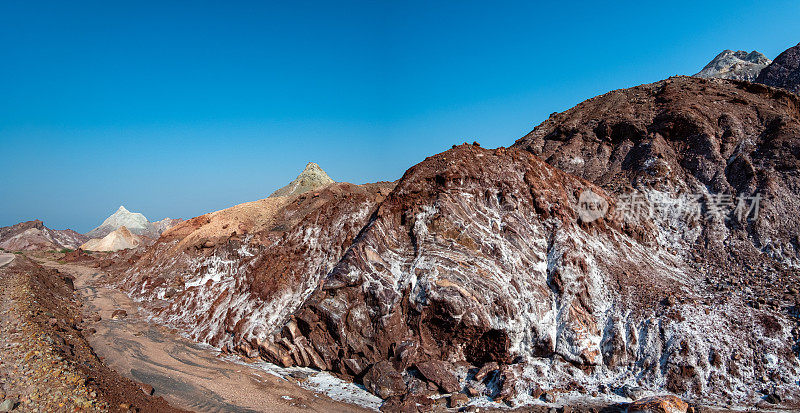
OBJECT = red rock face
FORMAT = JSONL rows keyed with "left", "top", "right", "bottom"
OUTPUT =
{"left": 262, "top": 144, "right": 800, "bottom": 407}
{"left": 756, "top": 42, "right": 800, "bottom": 94}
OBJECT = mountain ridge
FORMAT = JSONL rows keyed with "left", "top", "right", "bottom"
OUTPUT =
{"left": 0, "top": 220, "right": 88, "bottom": 251}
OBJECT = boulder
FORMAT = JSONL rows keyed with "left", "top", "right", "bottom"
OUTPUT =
{"left": 627, "top": 395, "right": 689, "bottom": 413}
{"left": 111, "top": 309, "right": 127, "bottom": 320}
{"left": 415, "top": 360, "right": 460, "bottom": 393}
{"left": 362, "top": 361, "right": 406, "bottom": 399}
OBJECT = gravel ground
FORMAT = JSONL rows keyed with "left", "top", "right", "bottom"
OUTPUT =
{"left": 0, "top": 254, "right": 182, "bottom": 412}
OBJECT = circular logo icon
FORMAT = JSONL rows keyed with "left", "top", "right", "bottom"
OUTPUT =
{"left": 577, "top": 189, "right": 608, "bottom": 223}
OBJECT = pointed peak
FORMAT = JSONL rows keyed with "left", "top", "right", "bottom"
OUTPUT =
{"left": 268, "top": 162, "right": 335, "bottom": 198}
{"left": 117, "top": 205, "right": 129, "bottom": 213}
{"left": 300, "top": 162, "right": 327, "bottom": 176}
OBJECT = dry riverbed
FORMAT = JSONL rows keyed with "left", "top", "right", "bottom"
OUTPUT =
{"left": 37, "top": 257, "right": 377, "bottom": 412}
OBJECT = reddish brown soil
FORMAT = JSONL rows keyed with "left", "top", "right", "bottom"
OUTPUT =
{"left": 0, "top": 254, "right": 184, "bottom": 412}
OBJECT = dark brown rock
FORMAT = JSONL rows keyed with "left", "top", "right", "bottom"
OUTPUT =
{"left": 415, "top": 360, "right": 460, "bottom": 394}
{"left": 756, "top": 42, "right": 800, "bottom": 94}
{"left": 362, "top": 361, "right": 406, "bottom": 399}
{"left": 111, "top": 309, "right": 127, "bottom": 320}
{"left": 380, "top": 394, "right": 434, "bottom": 412}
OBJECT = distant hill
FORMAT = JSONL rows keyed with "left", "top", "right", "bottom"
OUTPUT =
{"left": 85, "top": 206, "right": 182, "bottom": 239}
{"left": 81, "top": 226, "right": 144, "bottom": 252}
{"left": 0, "top": 220, "right": 88, "bottom": 251}
{"left": 695, "top": 49, "right": 771, "bottom": 81}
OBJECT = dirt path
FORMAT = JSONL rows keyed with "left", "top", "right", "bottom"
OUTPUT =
{"left": 40, "top": 259, "right": 375, "bottom": 413}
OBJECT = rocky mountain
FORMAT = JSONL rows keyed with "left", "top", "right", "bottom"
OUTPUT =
{"left": 86, "top": 206, "right": 182, "bottom": 239}
{"left": 81, "top": 226, "right": 144, "bottom": 252}
{"left": 756, "top": 42, "right": 800, "bottom": 94}
{"left": 269, "top": 162, "right": 335, "bottom": 198}
{"left": 262, "top": 141, "right": 800, "bottom": 408}
{"left": 695, "top": 49, "right": 771, "bottom": 81}
{"left": 117, "top": 175, "right": 394, "bottom": 348}
{"left": 513, "top": 76, "right": 800, "bottom": 269}
{"left": 113, "top": 79, "right": 800, "bottom": 410}
{"left": 0, "top": 220, "right": 88, "bottom": 251}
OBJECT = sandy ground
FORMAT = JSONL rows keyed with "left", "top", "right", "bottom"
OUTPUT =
{"left": 40, "top": 259, "right": 372, "bottom": 413}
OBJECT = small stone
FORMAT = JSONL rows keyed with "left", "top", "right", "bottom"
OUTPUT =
{"left": 466, "top": 385, "right": 481, "bottom": 397}
{"left": 765, "top": 393, "right": 782, "bottom": 404}
{"left": 361, "top": 361, "right": 406, "bottom": 399}
{"left": 140, "top": 383, "right": 154, "bottom": 396}
{"left": 416, "top": 360, "right": 460, "bottom": 393}
{"left": 0, "top": 398, "right": 17, "bottom": 412}
{"left": 474, "top": 362, "right": 499, "bottom": 381}
{"left": 111, "top": 310, "right": 127, "bottom": 320}
{"left": 621, "top": 384, "right": 646, "bottom": 400}
{"left": 449, "top": 393, "right": 469, "bottom": 408}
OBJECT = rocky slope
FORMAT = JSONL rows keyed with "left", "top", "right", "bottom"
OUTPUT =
{"left": 152, "top": 218, "right": 183, "bottom": 235}
{"left": 261, "top": 143, "right": 800, "bottom": 409}
{"left": 695, "top": 50, "right": 771, "bottom": 81}
{"left": 756, "top": 42, "right": 800, "bottom": 94}
{"left": 116, "top": 177, "right": 394, "bottom": 350}
{"left": 81, "top": 226, "right": 145, "bottom": 252}
{"left": 513, "top": 76, "right": 800, "bottom": 271}
{"left": 269, "top": 162, "right": 335, "bottom": 198}
{"left": 0, "top": 220, "right": 88, "bottom": 251}
{"left": 86, "top": 206, "right": 182, "bottom": 239}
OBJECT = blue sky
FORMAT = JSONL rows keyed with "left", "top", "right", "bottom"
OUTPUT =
{"left": 1, "top": 1, "right": 799, "bottom": 232}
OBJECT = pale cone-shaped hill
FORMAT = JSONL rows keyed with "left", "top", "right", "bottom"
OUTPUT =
{"left": 81, "top": 226, "right": 143, "bottom": 252}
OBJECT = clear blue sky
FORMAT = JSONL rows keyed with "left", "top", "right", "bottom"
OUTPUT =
{"left": 1, "top": 1, "right": 798, "bottom": 232}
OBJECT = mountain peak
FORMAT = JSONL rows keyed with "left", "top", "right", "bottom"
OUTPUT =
{"left": 695, "top": 49, "right": 771, "bottom": 81}
{"left": 269, "top": 162, "right": 335, "bottom": 198}
{"left": 86, "top": 206, "right": 153, "bottom": 238}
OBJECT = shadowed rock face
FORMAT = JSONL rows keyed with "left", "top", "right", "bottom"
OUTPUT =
{"left": 262, "top": 144, "right": 800, "bottom": 407}
{"left": 756, "top": 42, "right": 800, "bottom": 94}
